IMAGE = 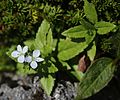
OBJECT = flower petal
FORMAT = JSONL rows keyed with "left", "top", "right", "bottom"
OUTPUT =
{"left": 11, "top": 51, "right": 20, "bottom": 58}
{"left": 17, "top": 45, "right": 22, "bottom": 52}
{"left": 23, "top": 46, "right": 28, "bottom": 53}
{"left": 17, "top": 55, "right": 25, "bottom": 63}
{"left": 30, "top": 61, "right": 38, "bottom": 69}
{"left": 35, "top": 57, "right": 44, "bottom": 62}
{"left": 25, "top": 56, "right": 32, "bottom": 63}
{"left": 33, "top": 50, "right": 40, "bottom": 57}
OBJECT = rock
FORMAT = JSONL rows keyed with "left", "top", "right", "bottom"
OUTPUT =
{"left": 0, "top": 73, "right": 43, "bottom": 100}
{"left": 52, "top": 80, "right": 77, "bottom": 100}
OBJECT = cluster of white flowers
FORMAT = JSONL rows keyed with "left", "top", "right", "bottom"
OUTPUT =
{"left": 11, "top": 45, "right": 44, "bottom": 69}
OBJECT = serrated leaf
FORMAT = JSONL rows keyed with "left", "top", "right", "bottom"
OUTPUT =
{"left": 40, "top": 74, "right": 55, "bottom": 95}
{"left": 87, "top": 41, "right": 96, "bottom": 61}
{"left": 17, "top": 63, "right": 36, "bottom": 76}
{"left": 62, "top": 25, "right": 88, "bottom": 38}
{"left": 35, "top": 19, "right": 50, "bottom": 47}
{"left": 84, "top": 0, "right": 98, "bottom": 24}
{"left": 58, "top": 30, "right": 96, "bottom": 61}
{"left": 35, "top": 19, "right": 53, "bottom": 56}
{"left": 95, "top": 21, "right": 116, "bottom": 35}
{"left": 76, "top": 57, "right": 116, "bottom": 100}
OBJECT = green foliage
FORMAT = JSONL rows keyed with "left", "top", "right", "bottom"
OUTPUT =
{"left": 35, "top": 19, "right": 53, "bottom": 56}
{"left": 7, "top": 19, "right": 58, "bottom": 95}
{"left": 62, "top": 25, "right": 88, "bottom": 38}
{"left": 70, "top": 65, "right": 84, "bottom": 81}
{"left": 75, "top": 57, "right": 116, "bottom": 100}
{"left": 17, "top": 63, "right": 36, "bottom": 75}
{"left": 40, "top": 74, "right": 55, "bottom": 96}
{"left": 95, "top": 21, "right": 116, "bottom": 35}
{"left": 84, "top": 0, "right": 98, "bottom": 24}
{"left": 58, "top": 29, "right": 96, "bottom": 61}
{"left": 58, "top": 39, "right": 88, "bottom": 61}
{"left": 2, "top": 0, "right": 120, "bottom": 98}
{"left": 87, "top": 41, "right": 96, "bottom": 61}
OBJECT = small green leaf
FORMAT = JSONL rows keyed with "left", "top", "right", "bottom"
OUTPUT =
{"left": 40, "top": 74, "right": 55, "bottom": 95}
{"left": 84, "top": 0, "right": 98, "bottom": 24}
{"left": 62, "top": 25, "right": 88, "bottom": 38}
{"left": 71, "top": 65, "right": 84, "bottom": 81}
{"left": 95, "top": 21, "right": 116, "bottom": 35}
{"left": 87, "top": 41, "right": 96, "bottom": 61}
{"left": 76, "top": 57, "right": 116, "bottom": 100}
{"left": 17, "top": 63, "right": 36, "bottom": 76}
{"left": 48, "top": 61, "right": 58, "bottom": 73}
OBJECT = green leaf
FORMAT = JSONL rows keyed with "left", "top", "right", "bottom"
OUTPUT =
{"left": 44, "top": 28, "right": 54, "bottom": 55}
{"left": 81, "top": 19, "right": 95, "bottom": 30}
{"left": 84, "top": 0, "right": 98, "bottom": 24}
{"left": 87, "top": 41, "right": 96, "bottom": 61}
{"left": 47, "top": 28, "right": 53, "bottom": 47}
{"left": 60, "top": 61, "right": 71, "bottom": 70}
{"left": 62, "top": 25, "right": 88, "bottom": 38}
{"left": 48, "top": 61, "right": 58, "bottom": 73}
{"left": 71, "top": 65, "right": 84, "bottom": 81}
{"left": 38, "top": 60, "right": 58, "bottom": 73}
{"left": 52, "top": 39, "right": 57, "bottom": 51}
{"left": 85, "top": 30, "right": 96, "bottom": 44}
{"left": 36, "top": 19, "right": 50, "bottom": 48}
{"left": 35, "top": 19, "right": 53, "bottom": 56}
{"left": 17, "top": 63, "right": 36, "bottom": 76}
{"left": 58, "top": 30, "right": 96, "bottom": 61}
{"left": 40, "top": 74, "right": 55, "bottom": 95}
{"left": 95, "top": 21, "right": 116, "bottom": 35}
{"left": 75, "top": 57, "right": 116, "bottom": 100}
{"left": 58, "top": 39, "right": 87, "bottom": 61}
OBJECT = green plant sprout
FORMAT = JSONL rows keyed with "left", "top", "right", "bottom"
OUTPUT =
{"left": 6, "top": 0, "right": 118, "bottom": 99}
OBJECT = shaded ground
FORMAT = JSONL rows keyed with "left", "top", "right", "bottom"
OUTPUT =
{"left": 0, "top": 72, "right": 120, "bottom": 100}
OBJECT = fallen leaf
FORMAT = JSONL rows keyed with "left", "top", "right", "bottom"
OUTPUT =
{"left": 78, "top": 55, "right": 86, "bottom": 72}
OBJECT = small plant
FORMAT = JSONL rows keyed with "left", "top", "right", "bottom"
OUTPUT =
{"left": 6, "top": 0, "right": 119, "bottom": 99}
{"left": 11, "top": 45, "right": 44, "bottom": 69}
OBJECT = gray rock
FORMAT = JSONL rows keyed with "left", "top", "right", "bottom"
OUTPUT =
{"left": 0, "top": 72, "right": 77, "bottom": 100}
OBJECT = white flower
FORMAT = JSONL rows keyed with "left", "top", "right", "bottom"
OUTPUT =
{"left": 11, "top": 45, "right": 28, "bottom": 63}
{"left": 25, "top": 50, "right": 44, "bottom": 69}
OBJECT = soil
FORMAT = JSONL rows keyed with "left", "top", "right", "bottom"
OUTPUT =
{"left": 0, "top": 72, "right": 120, "bottom": 100}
